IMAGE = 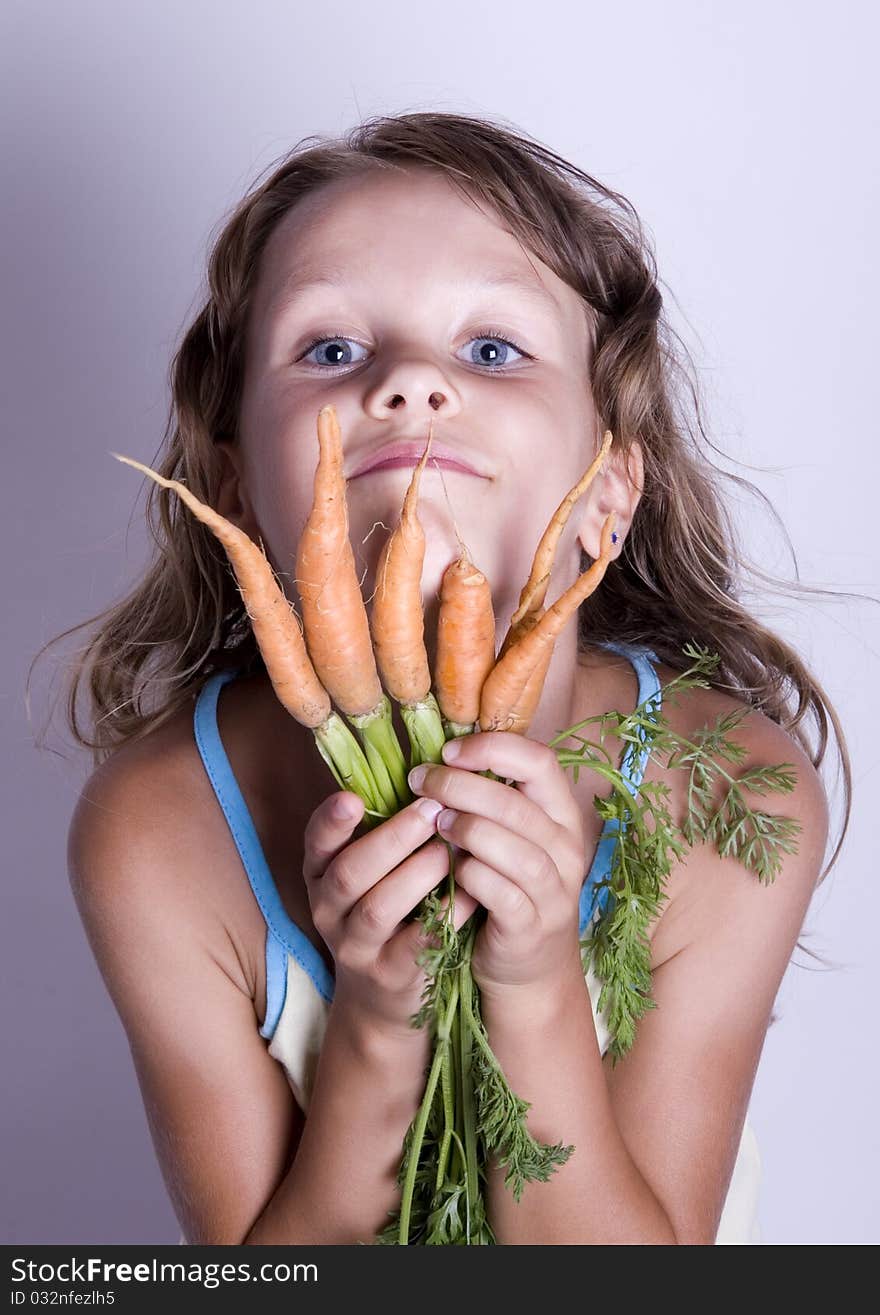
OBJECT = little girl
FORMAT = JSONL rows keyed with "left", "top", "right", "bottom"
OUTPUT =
{"left": 57, "top": 112, "right": 847, "bottom": 1245}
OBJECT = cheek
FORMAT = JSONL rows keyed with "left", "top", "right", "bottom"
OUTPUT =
{"left": 237, "top": 421, "right": 318, "bottom": 586}
{"left": 483, "top": 466, "right": 589, "bottom": 604}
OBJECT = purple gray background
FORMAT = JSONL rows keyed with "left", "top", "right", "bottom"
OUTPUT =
{"left": 3, "top": 0, "right": 878, "bottom": 1244}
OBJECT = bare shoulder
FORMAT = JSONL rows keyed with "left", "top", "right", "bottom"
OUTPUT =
{"left": 591, "top": 652, "right": 830, "bottom": 1241}
{"left": 644, "top": 655, "right": 829, "bottom": 969}
{"left": 67, "top": 694, "right": 263, "bottom": 1009}
{"left": 66, "top": 699, "right": 306, "bottom": 1244}
{"left": 69, "top": 673, "right": 329, "bottom": 1025}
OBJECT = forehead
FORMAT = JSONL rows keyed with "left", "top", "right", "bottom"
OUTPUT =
{"left": 253, "top": 169, "right": 584, "bottom": 326}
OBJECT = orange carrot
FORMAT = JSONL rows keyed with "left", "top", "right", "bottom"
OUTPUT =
{"left": 370, "top": 418, "right": 434, "bottom": 706}
{"left": 109, "top": 452, "right": 332, "bottom": 730}
{"left": 479, "top": 510, "right": 618, "bottom": 734}
{"left": 295, "top": 405, "right": 411, "bottom": 811}
{"left": 295, "top": 405, "right": 385, "bottom": 719}
{"left": 111, "top": 443, "right": 392, "bottom": 819}
{"left": 499, "top": 429, "right": 613, "bottom": 661}
{"left": 434, "top": 553, "right": 497, "bottom": 732}
{"left": 493, "top": 614, "right": 553, "bottom": 737}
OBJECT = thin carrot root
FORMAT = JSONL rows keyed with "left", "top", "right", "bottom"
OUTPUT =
{"left": 479, "top": 510, "right": 618, "bottom": 734}
{"left": 499, "top": 429, "right": 614, "bottom": 661}
{"left": 434, "top": 554, "right": 497, "bottom": 736}
{"left": 110, "top": 450, "right": 385, "bottom": 816}
{"left": 485, "top": 429, "right": 615, "bottom": 737}
{"left": 110, "top": 452, "right": 331, "bottom": 728}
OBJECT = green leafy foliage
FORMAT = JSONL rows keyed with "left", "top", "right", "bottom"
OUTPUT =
{"left": 376, "top": 641, "right": 803, "bottom": 1242}
{"left": 567, "top": 643, "right": 802, "bottom": 1065}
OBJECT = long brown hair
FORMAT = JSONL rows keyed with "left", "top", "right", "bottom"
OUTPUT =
{"left": 30, "top": 110, "right": 864, "bottom": 972}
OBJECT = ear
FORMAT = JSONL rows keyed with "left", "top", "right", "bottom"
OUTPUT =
{"left": 575, "top": 436, "right": 644, "bottom": 561}
{"left": 214, "top": 439, "right": 262, "bottom": 541}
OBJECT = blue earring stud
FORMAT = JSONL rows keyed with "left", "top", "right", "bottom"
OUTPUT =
{"left": 611, "top": 532, "right": 619, "bottom": 544}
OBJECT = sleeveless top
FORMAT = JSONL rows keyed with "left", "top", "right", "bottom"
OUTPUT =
{"left": 182, "top": 639, "right": 762, "bottom": 1245}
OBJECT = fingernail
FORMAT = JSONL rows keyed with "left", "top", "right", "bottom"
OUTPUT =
{"left": 417, "top": 797, "right": 443, "bottom": 822}
{"left": 333, "top": 796, "right": 356, "bottom": 820}
{"left": 437, "top": 808, "right": 458, "bottom": 832}
{"left": 409, "top": 765, "right": 428, "bottom": 790}
{"left": 441, "top": 739, "right": 462, "bottom": 762}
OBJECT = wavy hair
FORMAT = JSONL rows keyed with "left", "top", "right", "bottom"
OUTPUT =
{"left": 30, "top": 110, "right": 864, "bottom": 976}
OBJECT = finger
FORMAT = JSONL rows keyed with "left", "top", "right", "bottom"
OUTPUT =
{"left": 305, "top": 792, "right": 441, "bottom": 889}
{"left": 436, "top": 809, "right": 561, "bottom": 912}
{"left": 408, "top": 757, "right": 563, "bottom": 855}
{"left": 453, "top": 852, "right": 538, "bottom": 938}
{"left": 386, "top": 880, "right": 479, "bottom": 982}
{"left": 320, "top": 795, "right": 447, "bottom": 907}
{"left": 344, "top": 835, "right": 452, "bottom": 953}
{"left": 302, "top": 791, "right": 365, "bottom": 881}
{"left": 439, "top": 731, "right": 580, "bottom": 832}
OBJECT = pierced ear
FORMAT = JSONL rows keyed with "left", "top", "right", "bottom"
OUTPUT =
{"left": 575, "top": 437, "right": 644, "bottom": 559}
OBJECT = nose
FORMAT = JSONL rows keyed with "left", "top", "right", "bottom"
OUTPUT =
{"left": 388, "top": 389, "right": 443, "bottom": 411}
{"left": 364, "top": 359, "right": 463, "bottom": 424}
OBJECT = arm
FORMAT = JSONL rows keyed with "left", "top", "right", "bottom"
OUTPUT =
{"left": 244, "top": 1001, "right": 430, "bottom": 1244}
{"left": 480, "top": 721, "right": 829, "bottom": 1245}
{"left": 68, "top": 759, "right": 430, "bottom": 1246}
{"left": 480, "top": 966, "right": 677, "bottom": 1243}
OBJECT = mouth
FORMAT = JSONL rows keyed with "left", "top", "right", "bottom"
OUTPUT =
{"left": 351, "top": 456, "right": 483, "bottom": 478}
{"left": 348, "top": 437, "right": 491, "bottom": 480}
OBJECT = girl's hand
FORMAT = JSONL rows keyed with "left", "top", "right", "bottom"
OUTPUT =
{"left": 301, "top": 791, "right": 479, "bottom": 1042}
{"left": 407, "top": 732, "right": 589, "bottom": 1002}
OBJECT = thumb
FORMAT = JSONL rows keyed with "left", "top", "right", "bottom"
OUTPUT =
{"left": 302, "top": 791, "right": 364, "bottom": 881}
{"left": 331, "top": 791, "right": 364, "bottom": 823}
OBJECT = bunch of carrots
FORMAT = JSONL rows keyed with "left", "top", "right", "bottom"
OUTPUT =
{"left": 113, "top": 404, "right": 618, "bottom": 1244}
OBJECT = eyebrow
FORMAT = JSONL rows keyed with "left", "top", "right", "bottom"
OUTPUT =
{"left": 270, "top": 267, "right": 560, "bottom": 316}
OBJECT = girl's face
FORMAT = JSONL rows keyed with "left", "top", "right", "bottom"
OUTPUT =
{"left": 225, "top": 168, "right": 613, "bottom": 656}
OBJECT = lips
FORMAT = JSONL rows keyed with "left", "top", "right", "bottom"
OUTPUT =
{"left": 348, "top": 439, "right": 490, "bottom": 480}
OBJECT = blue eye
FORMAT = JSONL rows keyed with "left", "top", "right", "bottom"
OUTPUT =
{"left": 465, "top": 328, "right": 528, "bottom": 370}
{"left": 297, "top": 326, "right": 530, "bottom": 372}
{"left": 298, "top": 333, "right": 369, "bottom": 369}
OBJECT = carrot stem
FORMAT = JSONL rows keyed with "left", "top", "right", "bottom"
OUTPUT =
{"left": 349, "top": 696, "right": 410, "bottom": 812}
{"left": 448, "top": 1005, "right": 465, "bottom": 1186}
{"left": 435, "top": 1046, "right": 456, "bottom": 1195}
{"left": 398, "top": 975, "right": 461, "bottom": 1245}
{"left": 442, "top": 719, "right": 477, "bottom": 739}
{"left": 435, "top": 1128, "right": 453, "bottom": 1198}
{"left": 312, "top": 713, "right": 384, "bottom": 819}
{"left": 400, "top": 692, "right": 447, "bottom": 770}
{"left": 457, "top": 925, "right": 480, "bottom": 1240}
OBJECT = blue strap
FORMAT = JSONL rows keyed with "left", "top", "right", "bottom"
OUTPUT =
{"left": 193, "top": 669, "right": 336, "bottom": 1039}
{"left": 577, "top": 641, "right": 662, "bottom": 935}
